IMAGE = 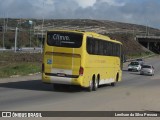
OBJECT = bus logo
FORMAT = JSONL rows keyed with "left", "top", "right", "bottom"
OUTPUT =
{"left": 47, "top": 59, "right": 52, "bottom": 64}
{"left": 2, "top": 112, "right": 11, "bottom": 117}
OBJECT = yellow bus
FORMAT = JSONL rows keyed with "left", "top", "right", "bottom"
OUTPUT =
{"left": 42, "top": 30, "right": 123, "bottom": 91}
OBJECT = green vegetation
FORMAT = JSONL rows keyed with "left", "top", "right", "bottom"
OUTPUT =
{"left": 0, "top": 62, "right": 41, "bottom": 78}
{"left": 126, "top": 51, "right": 155, "bottom": 59}
{"left": 0, "top": 52, "right": 42, "bottom": 78}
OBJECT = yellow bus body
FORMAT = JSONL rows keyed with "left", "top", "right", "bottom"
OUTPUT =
{"left": 42, "top": 30, "right": 122, "bottom": 88}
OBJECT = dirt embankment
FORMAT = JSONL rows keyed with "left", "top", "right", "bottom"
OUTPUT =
{"left": 107, "top": 33, "right": 151, "bottom": 56}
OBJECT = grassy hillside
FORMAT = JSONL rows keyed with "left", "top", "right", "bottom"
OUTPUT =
{"left": 1, "top": 19, "right": 160, "bottom": 55}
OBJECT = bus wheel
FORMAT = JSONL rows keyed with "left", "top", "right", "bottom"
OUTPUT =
{"left": 93, "top": 79, "right": 98, "bottom": 91}
{"left": 87, "top": 80, "right": 93, "bottom": 92}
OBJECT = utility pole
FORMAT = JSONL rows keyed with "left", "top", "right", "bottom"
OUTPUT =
{"left": 29, "top": 20, "right": 33, "bottom": 48}
{"left": 30, "top": 25, "right": 32, "bottom": 48}
{"left": 14, "top": 27, "right": 18, "bottom": 52}
{"left": 2, "top": 16, "right": 6, "bottom": 50}
{"left": 41, "top": 18, "right": 44, "bottom": 54}
{"left": 5, "top": 13, "right": 8, "bottom": 32}
{"left": 41, "top": 1, "right": 45, "bottom": 54}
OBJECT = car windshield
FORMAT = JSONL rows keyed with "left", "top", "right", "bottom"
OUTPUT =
{"left": 136, "top": 59, "right": 143, "bottom": 61}
{"left": 130, "top": 62, "right": 139, "bottom": 65}
{"left": 142, "top": 65, "right": 151, "bottom": 68}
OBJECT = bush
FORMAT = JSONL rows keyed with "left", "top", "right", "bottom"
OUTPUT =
{"left": 5, "top": 41, "right": 12, "bottom": 49}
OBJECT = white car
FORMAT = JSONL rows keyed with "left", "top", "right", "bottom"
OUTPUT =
{"left": 128, "top": 61, "right": 142, "bottom": 71}
{"left": 136, "top": 58, "right": 144, "bottom": 65}
{"left": 140, "top": 65, "right": 155, "bottom": 76}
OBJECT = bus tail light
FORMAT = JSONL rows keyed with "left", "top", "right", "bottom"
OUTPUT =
{"left": 79, "top": 67, "right": 84, "bottom": 76}
{"left": 42, "top": 63, "right": 44, "bottom": 72}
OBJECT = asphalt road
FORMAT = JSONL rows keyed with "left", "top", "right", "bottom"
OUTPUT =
{"left": 0, "top": 55, "right": 160, "bottom": 114}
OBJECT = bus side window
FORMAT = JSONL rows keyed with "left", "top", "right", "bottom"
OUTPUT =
{"left": 103, "top": 42, "right": 107, "bottom": 55}
{"left": 99, "top": 40, "right": 104, "bottom": 55}
{"left": 87, "top": 37, "right": 94, "bottom": 54}
{"left": 94, "top": 39, "right": 99, "bottom": 55}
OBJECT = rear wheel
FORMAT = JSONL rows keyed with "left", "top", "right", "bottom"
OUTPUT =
{"left": 93, "top": 79, "right": 98, "bottom": 91}
{"left": 87, "top": 75, "right": 98, "bottom": 92}
{"left": 87, "top": 80, "right": 93, "bottom": 92}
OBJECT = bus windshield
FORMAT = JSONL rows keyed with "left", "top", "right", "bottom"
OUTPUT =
{"left": 47, "top": 32, "right": 83, "bottom": 48}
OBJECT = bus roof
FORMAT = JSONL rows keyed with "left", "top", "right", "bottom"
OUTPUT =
{"left": 47, "top": 30, "right": 122, "bottom": 45}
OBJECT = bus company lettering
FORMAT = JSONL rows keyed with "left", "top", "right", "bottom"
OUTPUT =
{"left": 53, "top": 34, "right": 70, "bottom": 41}
{"left": 95, "top": 60, "right": 106, "bottom": 63}
{"left": 89, "top": 60, "right": 106, "bottom": 63}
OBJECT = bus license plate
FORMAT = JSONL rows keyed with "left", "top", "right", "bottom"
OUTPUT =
{"left": 57, "top": 73, "right": 65, "bottom": 77}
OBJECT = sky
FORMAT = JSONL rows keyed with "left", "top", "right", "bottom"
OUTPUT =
{"left": 0, "top": 0, "right": 160, "bottom": 28}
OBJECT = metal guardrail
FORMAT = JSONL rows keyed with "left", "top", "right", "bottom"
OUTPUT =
{"left": 124, "top": 54, "right": 156, "bottom": 63}
{"left": 136, "top": 35, "right": 160, "bottom": 39}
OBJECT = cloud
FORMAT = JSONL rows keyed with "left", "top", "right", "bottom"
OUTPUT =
{"left": 74, "top": 0, "right": 96, "bottom": 8}
{"left": 100, "top": 0, "right": 125, "bottom": 6}
{"left": 0, "top": 0, "right": 160, "bottom": 28}
{"left": 120, "top": 0, "right": 160, "bottom": 27}
{"left": 45, "top": 0, "right": 55, "bottom": 5}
